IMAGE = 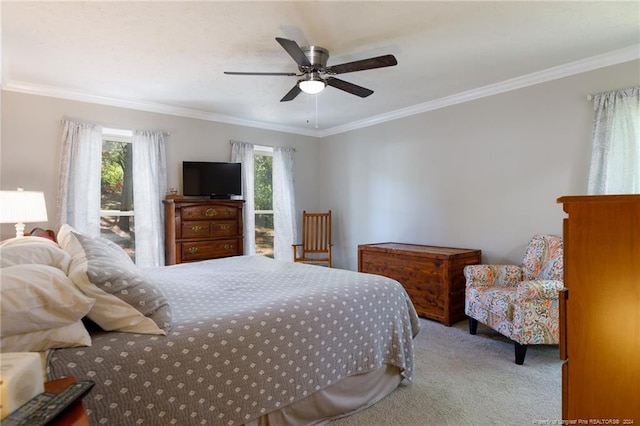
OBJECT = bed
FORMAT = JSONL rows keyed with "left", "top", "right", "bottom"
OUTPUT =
{"left": 0, "top": 225, "right": 420, "bottom": 425}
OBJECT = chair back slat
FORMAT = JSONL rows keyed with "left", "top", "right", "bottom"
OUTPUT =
{"left": 302, "top": 211, "right": 331, "bottom": 252}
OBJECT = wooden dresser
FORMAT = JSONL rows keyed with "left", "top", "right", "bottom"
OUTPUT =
{"left": 358, "top": 243, "right": 481, "bottom": 326}
{"left": 558, "top": 194, "right": 640, "bottom": 423}
{"left": 164, "top": 199, "right": 244, "bottom": 265}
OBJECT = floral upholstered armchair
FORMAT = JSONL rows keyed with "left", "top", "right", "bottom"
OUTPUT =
{"left": 464, "top": 235, "right": 564, "bottom": 365}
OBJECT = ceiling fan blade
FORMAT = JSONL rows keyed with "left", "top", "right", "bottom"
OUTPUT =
{"left": 280, "top": 84, "right": 302, "bottom": 102}
{"left": 326, "top": 77, "right": 374, "bottom": 98}
{"left": 326, "top": 54, "right": 397, "bottom": 75}
{"left": 224, "top": 71, "right": 298, "bottom": 76}
{"left": 276, "top": 37, "right": 312, "bottom": 67}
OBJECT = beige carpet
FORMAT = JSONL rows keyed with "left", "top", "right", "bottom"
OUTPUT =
{"left": 331, "top": 318, "right": 562, "bottom": 425}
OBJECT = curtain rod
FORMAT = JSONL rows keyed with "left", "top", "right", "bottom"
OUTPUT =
{"left": 60, "top": 119, "right": 170, "bottom": 135}
{"left": 587, "top": 87, "right": 640, "bottom": 102}
{"left": 230, "top": 140, "right": 296, "bottom": 151}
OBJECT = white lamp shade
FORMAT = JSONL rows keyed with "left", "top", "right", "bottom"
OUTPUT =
{"left": 0, "top": 189, "right": 48, "bottom": 224}
{"left": 299, "top": 79, "right": 326, "bottom": 95}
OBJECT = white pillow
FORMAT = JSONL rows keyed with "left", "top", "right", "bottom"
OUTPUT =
{"left": 0, "top": 264, "right": 95, "bottom": 336}
{"left": 0, "top": 321, "right": 91, "bottom": 352}
{"left": 57, "top": 225, "right": 170, "bottom": 335}
{"left": 0, "top": 237, "right": 71, "bottom": 273}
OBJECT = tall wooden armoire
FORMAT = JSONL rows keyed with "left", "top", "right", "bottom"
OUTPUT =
{"left": 557, "top": 194, "right": 640, "bottom": 423}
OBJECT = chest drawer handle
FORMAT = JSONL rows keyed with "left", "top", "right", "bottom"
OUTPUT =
{"left": 188, "top": 247, "right": 199, "bottom": 254}
{"left": 224, "top": 244, "right": 233, "bottom": 250}
{"left": 191, "top": 225, "right": 204, "bottom": 232}
{"left": 220, "top": 224, "right": 230, "bottom": 231}
{"left": 205, "top": 208, "right": 217, "bottom": 217}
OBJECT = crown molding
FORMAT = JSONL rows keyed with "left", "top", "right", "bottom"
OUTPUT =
{"left": 317, "top": 44, "right": 640, "bottom": 137}
{"left": 1, "top": 81, "right": 320, "bottom": 137}
{"left": 3, "top": 44, "right": 638, "bottom": 138}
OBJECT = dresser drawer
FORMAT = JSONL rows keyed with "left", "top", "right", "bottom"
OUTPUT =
{"left": 181, "top": 220, "right": 238, "bottom": 239}
{"left": 181, "top": 221, "right": 212, "bottom": 238}
{"left": 181, "top": 239, "right": 241, "bottom": 261}
{"left": 182, "top": 205, "right": 238, "bottom": 220}
{"left": 212, "top": 220, "right": 238, "bottom": 237}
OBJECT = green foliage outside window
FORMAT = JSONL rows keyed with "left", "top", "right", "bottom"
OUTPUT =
{"left": 254, "top": 154, "right": 273, "bottom": 256}
{"left": 254, "top": 155, "right": 273, "bottom": 211}
{"left": 101, "top": 141, "right": 124, "bottom": 208}
{"left": 101, "top": 140, "right": 133, "bottom": 232}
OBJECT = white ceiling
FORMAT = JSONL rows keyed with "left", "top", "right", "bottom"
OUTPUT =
{"left": 2, "top": 1, "right": 639, "bottom": 136}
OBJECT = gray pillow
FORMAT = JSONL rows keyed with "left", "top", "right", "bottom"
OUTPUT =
{"left": 59, "top": 224, "right": 171, "bottom": 334}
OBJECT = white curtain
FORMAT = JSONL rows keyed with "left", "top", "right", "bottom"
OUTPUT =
{"left": 231, "top": 140, "right": 255, "bottom": 255}
{"left": 57, "top": 120, "right": 102, "bottom": 236}
{"left": 273, "top": 146, "right": 297, "bottom": 261}
{"left": 588, "top": 87, "right": 640, "bottom": 194}
{"left": 132, "top": 130, "right": 168, "bottom": 267}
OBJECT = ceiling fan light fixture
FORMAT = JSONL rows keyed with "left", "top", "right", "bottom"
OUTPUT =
{"left": 299, "top": 73, "right": 326, "bottom": 95}
{"left": 226, "top": 38, "right": 397, "bottom": 102}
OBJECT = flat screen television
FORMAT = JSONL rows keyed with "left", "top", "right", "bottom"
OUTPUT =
{"left": 182, "top": 161, "right": 242, "bottom": 199}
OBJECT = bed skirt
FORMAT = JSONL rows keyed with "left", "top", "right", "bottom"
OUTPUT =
{"left": 247, "top": 364, "right": 402, "bottom": 426}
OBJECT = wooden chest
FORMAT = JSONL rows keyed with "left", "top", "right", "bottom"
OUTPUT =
{"left": 164, "top": 199, "right": 244, "bottom": 265}
{"left": 358, "top": 242, "right": 481, "bottom": 326}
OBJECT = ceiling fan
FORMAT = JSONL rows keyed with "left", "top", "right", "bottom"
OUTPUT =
{"left": 224, "top": 37, "right": 397, "bottom": 102}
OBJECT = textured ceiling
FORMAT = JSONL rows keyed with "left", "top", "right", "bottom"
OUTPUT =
{"left": 2, "top": 1, "right": 639, "bottom": 135}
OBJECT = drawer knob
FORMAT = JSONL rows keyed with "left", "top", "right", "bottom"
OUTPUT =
{"left": 188, "top": 247, "right": 199, "bottom": 254}
{"left": 191, "top": 225, "right": 203, "bottom": 232}
{"left": 205, "top": 208, "right": 217, "bottom": 217}
{"left": 224, "top": 244, "right": 233, "bottom": 250}
{"left": 220, "top": 224, "right": 230, "bottom": 231}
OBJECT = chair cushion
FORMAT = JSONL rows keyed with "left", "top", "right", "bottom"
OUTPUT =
{"left": 470, "top": 286, "right": 517, "bottom": 321}
{"left": 464, "top": 264, "right": 523, "bottom": 288}
{"left": 539, "top": 256, "right": 563, "bottom": 280}
{"left": 521, "top": 235, "right": 563, "bottom": 280}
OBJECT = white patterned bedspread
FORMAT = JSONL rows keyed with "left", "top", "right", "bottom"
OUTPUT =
{"left": 48, "top": 256, "right": 420, "bottom": 425}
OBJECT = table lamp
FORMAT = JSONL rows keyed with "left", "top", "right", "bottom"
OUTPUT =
{"left": 0, "top": 188, "right": 48, "bottom": 238}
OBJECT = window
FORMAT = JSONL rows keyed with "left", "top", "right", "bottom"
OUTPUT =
{"left": 59, "top": 121, "right": 166, "bottom": 267}
{"left": 101, "top": 128, "right": 135, "bottom": 260}
{"left": 254, "top": 145, "right": 273, "bottom": 257}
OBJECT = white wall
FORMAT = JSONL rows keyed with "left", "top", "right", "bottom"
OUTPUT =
{"left": 2, "top": 60, "right": 638, "bottom": 268}
{"left": 319, "top": 60, "right": 640, "bottom": 269}
{"left": 0, "top": 92, "right": 320, "bottom": 239}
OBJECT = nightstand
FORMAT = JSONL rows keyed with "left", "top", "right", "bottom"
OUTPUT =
{"left": 44, "top": 377, "right": 90, "bottom": 426}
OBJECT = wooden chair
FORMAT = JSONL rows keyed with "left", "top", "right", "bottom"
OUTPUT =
{"left": 292, "top": 210, "right": 332, "bottom": 267}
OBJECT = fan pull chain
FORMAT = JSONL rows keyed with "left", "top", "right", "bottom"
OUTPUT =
{"left": 305, "top": 94, "right": 319, "bottom": 128}
{"left": 315, "top": 95, "right": 319, "bottom": 129}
